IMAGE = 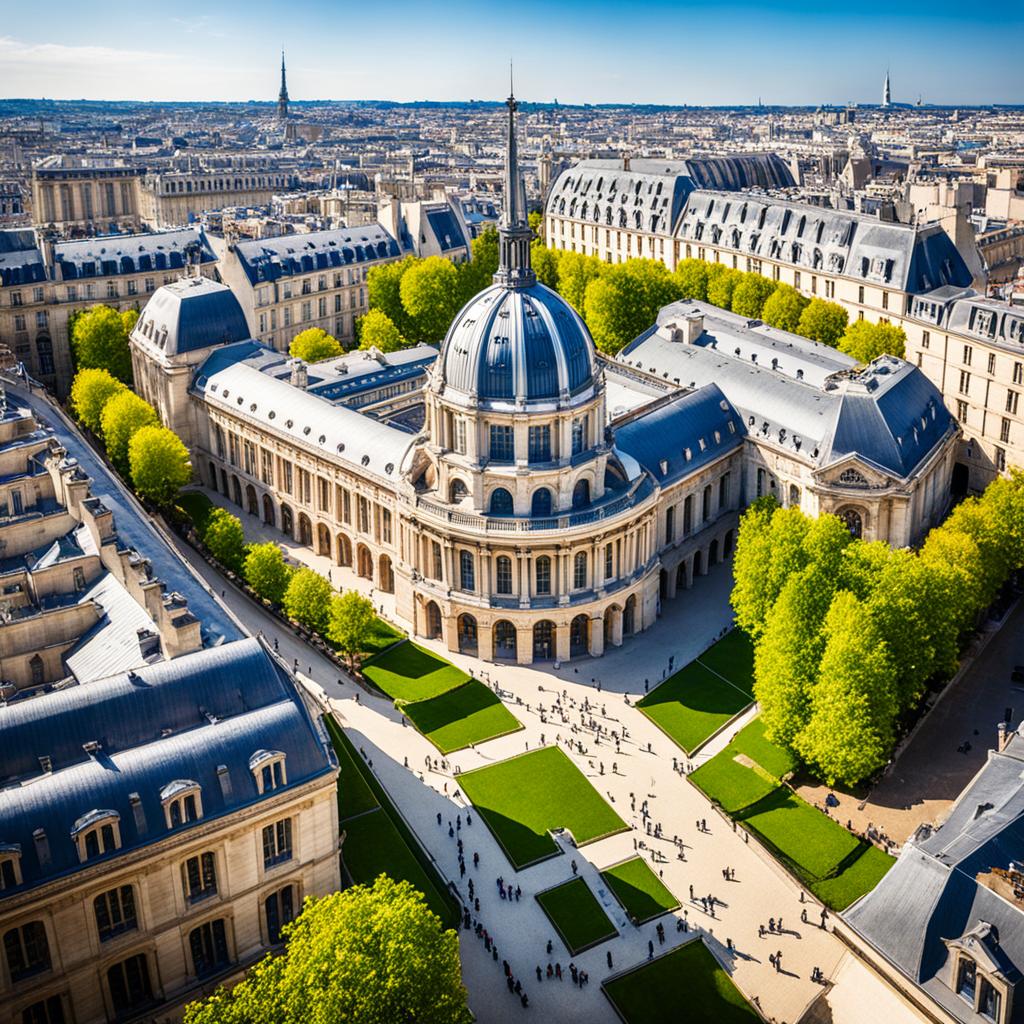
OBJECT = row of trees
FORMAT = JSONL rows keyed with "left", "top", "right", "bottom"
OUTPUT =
{"left": 363, "top": 222, "right": 907, "bottom": 362}
{"left": 199, "top": 507, "right": 378, "bottom": 670}
{"left": 69, "top": 305, "right": 138, "bottom": 384}
{"left": 184, "top": 877, "right": 471, "bottom": 1024}
{"left": 731, "top": 473, "right": 1024, "bottom": 786}
{"left": 69, "top": 368, "right": 191, "bottom": 505}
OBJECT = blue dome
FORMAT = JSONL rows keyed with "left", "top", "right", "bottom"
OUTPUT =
{"left": 438, "top": 283, "right": 597, "bottom": 406}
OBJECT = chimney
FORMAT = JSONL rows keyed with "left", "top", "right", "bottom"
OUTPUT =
{"left": 623, "top": 154, "right": 631, "bottom": 171}
{"left": 682, "top": 313, "right": 704, "bottom": 345}
{"left": 289, "top": 358, "right": 308, "bottom": 389}
{"left": 998, "top": 721, "right": 1015, "bottom": 752}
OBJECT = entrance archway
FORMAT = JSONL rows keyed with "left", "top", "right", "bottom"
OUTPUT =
{"left": 623, "top": 595, "right": 636, "bottom": 636}
{"left": 659, "top": 570, "right": 668, "bottom": 599}
{"left": 493, "top": 620, "right": 517, "bottom": 660}
{"left": 458, "top": 614, "right": 478, "bottom": 655}
{"left": 246, "top": 485, "right": 258, "bottom": 516}
{"left": 316, "top": 523, "right": 331, "bottom": 557}
{"left": 231, "top": 475, "right": 243, "bottom": 507}
{"left": 570, "top": 615, "right": 589, "bottom": 657}
{"left": 693, "top": 550, "right": 703, "bottom": 577}
{"left": 533, "top": 620, "right": 555, "bottom": 661}
{"left": 710, "top": 538, "right": 719, "bottom": 565}
{"left": 336, "top": 534, "right": 352, "bottom": 566}
{"left": 208, "top": 462, "right": 218, "bottom": 491}
{"left": 379, "top": 555, "right": 394, "bottom": 593}
{"left": 837, "top": 507, "right": 864, "bottom": 539}
{"left": 357, "top": 544, "right": 373, "bottom": 580}
{"left": 675, "top": 562, "right": 687, "bottom": 590}
{"left": 280, "top": 504, "right": 294, "bottom": 538}
{"left": 297, "top": 513, "right": 313, "bottom": 547}
{"left": 723, "top": 529, "right": 735, "bottom": 557}
{"left": 262, "top": 494, "right": 275, "bottom": 527}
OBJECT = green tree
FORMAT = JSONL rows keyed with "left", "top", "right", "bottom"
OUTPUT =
{"left": 730, "top": 496, "right": 781, "bottom": 639}
{"left": 457, "top": 227, "right": 500, "bottom": 301}
{"left": 920, "top": 526, "right": 986, "bottom": 635}
{"left": 530, "top": 240, "right": 560, "bottom": 289}
{"left": 243, "top": 542, "right": 293, "bottom": 604}
{"left": 555, "top": 251, "right": 604, "bottom": 313}
{"left": 796, "top": 298, "right": 848, "bottom": 347}
{"left": 70, "top": 368, "right": 127, "bottom": 435}
{"left": 71, "top": 305, "right": 135, "bottom": 382}
{"left": 528, "top": 210, "right": 543, "bottom": 237}
{"left": 760, "top": 284, "right": 809, "bottom": 333}
{"left": 705, "top": 265, "right": 742, "bottom": 310}
{"left": 100, "top": 391, "right": 158, "bottom": 472}
{"left": 583, "top": 258, "right": 681, "bottom": 354}
{"left": 400, "top": 256, "right": 462, "bottom": 343}
{"left": 290, "top": 327, "right": 343, "bottom": 363}
{"left": 367, "top": 255, "right": 417, "bottom": 337}
{"left": 838, "top": 320, "right": 907, "bottom": 363}
{"left": 673, "top": 258, "right": 710, "bottom": 302}
{"left": 204, "top": 507, "right": 247, "bottom": 574}
{"left": 283, "top": 567, "right": 333, "bottom": 634}
{"left": 183, "top": 877, "right": 471, "bottom": 1024}
{"left": 128, "top": 425, "right": 191, "bottom": 506}
{"left": 796, "top": 592, "right": 897, "bottom": 786}
{"left": 730, "top": 273, "right": 777, "bottom": 319}
{"left": 327, "top": 591, "right": 377, "bottom": 669}
{"left": 358, "top": 309, "right": 406, "bottom": 353}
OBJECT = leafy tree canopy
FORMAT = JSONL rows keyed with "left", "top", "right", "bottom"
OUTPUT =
{"left": 674, "top": 258, "right": 710, "bottom": 302}
{"left": 367, "top": 255, "right": 417, "bottom": 338}
{"left": 358, "top": 309, "right": 407, "bottom": 353}
{"left": 283, "top": 567, "right": 333, "bottom": 635}
{"left": 583, "top": 258, "right": 681, "bottom": 354}
{"left": 327, "top": 590, "right": 378, "bottom": 668}
{"left": 796, "top": 298, "right": 848, "bottom": 347}
{"left": 555, "top": 251, "right": 604, "bottom": 314}
{"left": 204, "top": 507, "right": 247, "bottom": 574}
{"left": 760, "top": 284, "right": 810, "bottom": 333}
{"left": 128, "top": 425, "right": 191, "bottom": 506}
{"left": 290, "top": 328, "right": 342, "bottom": 363}
{"left": 530, "top": 240, "right": 560, "bottom": 290}
{"left": 71, "top": 305, "right": 135, "bottom": 383}
{"left": 70, "top": 368, "right": 127, "bottom": 435}
{"left": 730, "top": 273, "right": 777, "bottom": 319}
{"left": 400, "top": 256, "right": 462, "bottom": 343}
{"left": 838, "top": 320, "right": 907, "bottom": 363}
{"left": 100, "top": 390, "right": 158, "bottom": 472}
{"left": 183, "top": 877, "right": 471, "bottom": 1024}
{"left": 243, "top": 542, "right": 293, "bottom": 604}
{"left": 705, "top": 265, "right": 742, "bottom": 310}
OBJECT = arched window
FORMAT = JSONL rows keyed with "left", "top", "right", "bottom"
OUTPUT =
{"left": 572, "top": 479, "right": 591, "bottom": 509}
{"left": 72, "top": 810, "right": 121, "bottom": 863}
{"left": 449, "top": 478, "right": 469, "bottom": 503}
{"left": 460, "top": 551, "right": 475, "bottom": 592}
{"left": 494, "top": 620, "right": 517, "bottom": 658}
{"left": 161, "top": 780, "right": 202, "bottom": 828}
{"left": 3, "top": 921, "right": 50, "bottom": 981}
{"left": 489, "top": 488, "right": 513, "bottom": 516}
{"left": 838, "top": 507, "right": 864, "bottom": 539}
{"left": 789, "top": 484, "right": 801, "bottom": 508}
{"left": 573, "top": 552, "right": 588, "bottom": 590}
{"left": 249, "top": 751, "right": 287, "bottom": 794}
{"left": 531, "top": 488, "right": 552, "bottom": 517}
{"left": 535, "top": 556, "right": 552, "bottom": 595}
{"left": 94, "top": 885, "right": 138, "bottom": 942}
{"left": 495, "top": 556, "right": 513, "bottom": 595}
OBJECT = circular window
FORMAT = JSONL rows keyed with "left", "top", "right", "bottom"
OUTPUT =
{"left": 318, "top": 435, "right": 326, "bottom": 444}
{"left": 285, "top": 419, "right": 294, "bottom": 429}
{"left": 268, "top": 411, "right": 276, "bottom": 420}
{"left": 303, "top": 426, "right": 311, "bottom": 435}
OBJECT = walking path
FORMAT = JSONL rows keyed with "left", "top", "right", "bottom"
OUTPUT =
{"left": 163, "top": 503, "right": 917, "bottom": 1024}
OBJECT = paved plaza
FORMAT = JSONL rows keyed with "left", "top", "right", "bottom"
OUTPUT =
{"left": 176, "top": 486, "right": 922, "bottom": 1024}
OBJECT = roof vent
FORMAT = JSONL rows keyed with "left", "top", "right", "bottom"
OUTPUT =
{"left": 796, "top": 368, "right": 804, "bottom": 381}
{"left": 83, "top": 740, "right": 102, "bottom": 756}
{"left": 289, "top": 359, "right": 309, "bottom": 390}
{"left": 33, "top": 828, "right": 51, "bottom": 867}
{"left": 217, "top": 764, "right": 233, "bottom": 800}
{"left": 129, "top": 792, "right": 147, "bottom": 834}
{"left": 38, "top": 755, "right": 52, "bottom": 774}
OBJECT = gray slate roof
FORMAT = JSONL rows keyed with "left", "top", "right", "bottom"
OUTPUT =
{"left": 232, "top": 224, "right": 401, "bottom": 286}
{"left": 53, "top": 228, "right": 215, "bottom": 281}
{"left": 846, "top": 734, "right": 1024, "bottom": 1023}
{"left": 133, "top": 278, "right": 251, "bottom": 356}
{"left": 0, "top": 638, "right": 336, "bottom": 896}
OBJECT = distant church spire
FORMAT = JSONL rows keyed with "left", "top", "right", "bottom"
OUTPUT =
{"left": 278, "top": 50, "right": 289, "bottom": 120}
{"left": 882, "top": 68, "right": 891, "bottom": 108}
{"left": 494, "top": 68, "right": 535, "bottom": 290}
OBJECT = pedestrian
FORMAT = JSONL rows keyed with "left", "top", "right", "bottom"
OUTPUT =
{"left": 759, "top": 924, "right": 765, "bottom": 938}
{"left": 503, "top": 960, "right": 510, "bottom": 977}
{"left": 520, "top": 993, "right": 529, "bottom": 1008}
{"left": 648, "top": 939, "right": 654, "bottom": 959}
{"left": 778, "top": 917, "right": 783, "bottom": 932}
{"left": 536, "top": 965, "right": 542, "bottom": 983}
{"left": 514, "top": 980, "right": 521, "bottom": 995}
{"left": 467, "top": 812, "right": 473, "bottom": 826}
{"left": 515, "top": 885, "right": 522, "bottom": 901}
{"left": 546, "top": 939, "right": 553, "bottom": 955}
{"left": 571, "top": 859, "right": 578, "bottom": 875}
{"left": 448, "top": 824, "right": 454, "bottom": 838}
{"left": 607, "top": 950, "right": 613, "bottom": 969}
{"left": 507, "top": 976, "right": 515, "bottom": 993}
{"left": 800, "top": 890, "right": 805, "bottom": 903}
{"left": 555, "top": 962, "right": 562, "bottom": 980}
{"left": 457, "top": 814, "right": 462, "bottom": 830}
{"left": 460, "top": 860, "right": 466, "bottom": 877}
{"left": 474, "top": 851, "right": 479, "bottom": 868}
{"left": 775, "top": 951, "right": 782, "bottom": 971}
{"left": 769, "top": 917, "right": 775, "bottom": 933}
{"left": 437, "top": 812, "right": 442, "bottom": 826}
{"left": 547, "top": 963, "right": 553, "bottom": 978}
{"left": 689, "top": 884, "right": 694, "bottom": 900}
{"left": 801, "top": 908, "right": 808, "bottom": 924}
{"left": 769, "top": 953, "right": 776, "bottom": 970}
{"left": 474, "top": 898, "right": 480, "bottom": 912}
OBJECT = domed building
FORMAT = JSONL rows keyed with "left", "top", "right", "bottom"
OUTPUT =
{"left": 131, "top": 88, "right": 961, "bottom": 669}
{"left": 397, "top": 91, "right": 661, "bottom": 661}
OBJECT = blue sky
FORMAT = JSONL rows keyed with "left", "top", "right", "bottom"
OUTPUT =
{"left": 0, "top": 0, "right": 1020, "bottom": 105}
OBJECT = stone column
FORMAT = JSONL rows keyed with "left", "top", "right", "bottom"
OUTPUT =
{"left": 610, "top": 606, "right": 624, "bottom": 647}
{"left": 444, "top": 614, "right": 459, "bottom": 654}
{"left": 555, "top": 624, "right": 571, "bottom": 662}
{"left": 516, "top": 624, "right": 533, "bottom": 666}
{"left": 589, "top": 615, "right": 605, "bottom": 657}
{"left": 478, "top": 623, "right": 494, "bottom": 661}
{"left": 665, "top": 566, "right": 678, "bottom": 600}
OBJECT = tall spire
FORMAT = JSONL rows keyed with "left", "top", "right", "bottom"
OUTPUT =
{"left": 882, "top": 68, "right": 891, "bottom": 108}
{"left": 278, "top": 50, "right": 289, "bottom": 121}
{"left": 494, "top": 68, "right": 535, "bottom": 289}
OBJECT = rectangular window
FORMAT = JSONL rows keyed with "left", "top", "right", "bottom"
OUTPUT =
{"left": 719, "top": 473, "right": 730, "bottom": 509}
{"left": 1007, "top": 390, "right": 1019, "bottom": 415}
{"left": 571, "top": 415, "right": 588, "bottom": 456}
{"left": 431, "top": 541, "right": 443, "bottom": 580}
{"left": 260, "top": 448, "right": 274, "bottom": 486}
{"left": 13, "top": 314, "right": 25, "bottom": 332}
{"left": 996, "top": 446, "right": 1007, "bottom": 473}
{"left": 683, "top": 495, "right": 693, "bottom": 535}
{"left": 265, "top": 886, "right": 295, "bottom": 945}
{"left": 489, "top": 425, "right": 514, "bottom": 463}
{"left": 454, "top": 418, "right": 467, "bottom": 455}
{"left": 340, "top": 488, "right": 351, "bottom": 524}
{"left": 243, "top": 441, "right": 257, "bottom": 477}
{"left": 496, "top": 556, "right": 512, "bottom": 594}
{"left": 381, "top": 508, "right": 392, "bottom": 545}
{"left": 358, "top": 496, "right": 370, "bottom": 534}
{"left": 962, "top": 344, "right": 973, "bottom": 366}
{"left": 921, "top": 330, "right": 930, "bottom": 349}
{"left": 281, "top": 461, "right": 293, "bottom": 495}
{"left": 665, "top": 506, "right": 675, "bottom": 544}
{"left": 959, "top": 370, "right": 971, "bottom": 395}
{"left": 4, "top": 922, "right": 50, "bottom": 981}
{"left": 35, "top": 311, "right": 48, "bottom": 329}
{"left": 988, "top": 353, "right": 997, "bottom": 374}
{"left": 1014, "top": 362, "right": 1023, "bottom": 385}
{"left": 183, "top": 852, "right": 217, "bottom": 902}
{"left": 94, "top": 885, "right": 137, "bottom": 942}
{"left": 604, "top": 543, "right": 614, "bottom": 581}
{"left": 299, "top": 468, "right": 311, "bottom": 505}
{"left": 107, "top": 954, "right": 153, "bottom": 1015}
{"left": 189, "top": 919, "right": 230, "bottom": 977}
{"left": 262, "top": 819, "right": 293, "bottom": 868}
{"left": 1000, "top": 418, "right": 1011, "bottom": 443}
{"left": 460, "top": 551, "right": 475, "bottom": 592}
{"left": 527, "top": 425, "right": 551, "bottom": 464}
{"left": 535, "top": 557, "right": 551, "bottom": 595}
{"left": 882, "top": 291, "right": 889, "bottom": 310}
{"left": 127, "top": 279, "right": 137, "bottom": 296}
{"left": 979, "top": 980, "right": 1001, "bottom": 1023}
{"left": 20, "top": 995, "right": 66, "bottom": 1024}
{"left": 573, "top": 554, "right": 587, "bottom": 590}
{"left": 956, "top": 400, "right": 969, "bottom": 422}
{"left": 318, "top": 476, "right": 331, "bottom": 513}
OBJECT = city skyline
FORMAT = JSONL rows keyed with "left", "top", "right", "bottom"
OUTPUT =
{"left": 1, "top": 0, "right": 1022, "bottom": 106}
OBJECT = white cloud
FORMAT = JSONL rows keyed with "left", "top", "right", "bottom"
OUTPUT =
{"left": 0, "top": 35, "right": 175, "bottom": 69}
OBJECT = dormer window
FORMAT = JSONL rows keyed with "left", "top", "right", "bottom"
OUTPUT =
{"left": 250, "top": 750, "right": 287, "bottom": 794}
{"left": 0, "top": 844, "right": 22, "bottom": 890}
{"left": 72, "top": 810, "right": 121, "bottom": 863}
{"left": 161, "top": 780, "right": 203, "bottom": 828}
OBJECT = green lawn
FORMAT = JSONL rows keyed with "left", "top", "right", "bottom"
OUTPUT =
{"left": 322, "top": 715, "right": 459, "bottom": 929}
{"left": 341, "top": 809, "right": 455, "bottom": 926}
{"left": 637, "top": 632, "right": 755, "bottom": 754}
{"left": 402, "top": 680, "right": 522, "bottom": 754}
{"left": 359, "top": 617, "right": 407, "bottom": 658}
{"left": 600, "top": 857, "right": 680, "bottom": 925}
{"left": 603, "top": 940, "right": 758, "bottom": 1024}
{"left": 177, "top": 491, "right": 215, "bottom": 536}
{"left": 690, "top": 719, "right": 798, "bottom": 814}
{"left": 362, "top": 641, "right": 470, "bottom": 701}
{"left": 536, "top": 877, "right": 618, "bottom": 954}
{"left": 457, "top": 746, "right": 628, "bottom": 869}
{"left": 811, "top": 844, "right": 895, "bottom": 911}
